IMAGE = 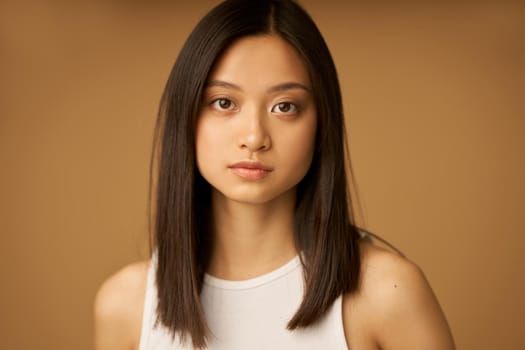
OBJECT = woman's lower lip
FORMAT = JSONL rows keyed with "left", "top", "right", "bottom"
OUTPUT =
{"left": 229, "top": 167, "right": 270, "bottom": 180}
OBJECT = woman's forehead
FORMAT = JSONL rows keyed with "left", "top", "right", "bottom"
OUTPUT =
{"left": 206, "top": 35, "right": 312, "bottom": 90}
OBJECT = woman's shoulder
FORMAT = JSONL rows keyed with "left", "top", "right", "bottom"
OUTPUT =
{"left": 342, "top": 237, "right": 455, "bottom": 349}
{"left": 357, "top": 236, "right": 422, "bottom": 292}
{"left": 94, "top": 259, "right": 150, "bottom": 350}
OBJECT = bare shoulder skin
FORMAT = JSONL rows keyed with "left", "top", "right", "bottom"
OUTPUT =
{"left": 343, "top": 239, "right": 456, "bottom": 350}
{"left": 94, "top": 260, "right": 149, "bottom": 350}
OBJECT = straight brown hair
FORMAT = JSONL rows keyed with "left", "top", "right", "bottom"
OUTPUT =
{"left": 148, "top": 0, "right": 362, "bottom": 347}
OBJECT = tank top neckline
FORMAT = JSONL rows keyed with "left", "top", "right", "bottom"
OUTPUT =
{"left": 203, "top": 255, "right": 301, "bottom": 290}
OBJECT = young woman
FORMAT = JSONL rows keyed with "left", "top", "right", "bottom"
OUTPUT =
{"left": 94, "top": 1, "right": 455, "bottom": 349}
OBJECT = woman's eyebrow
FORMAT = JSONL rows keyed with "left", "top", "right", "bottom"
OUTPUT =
{"left": 267, "top": 82, "right": 310, "bottom": 93}
{"left": 205, "top": 80, "right": 241, "bottom": 91}
{"left": 205, "top": 80, "right": 310, "bottom": 93}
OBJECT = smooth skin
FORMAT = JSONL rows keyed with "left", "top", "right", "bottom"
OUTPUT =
{"left": 94, "top": 35, "right": 455, "bottom": 350}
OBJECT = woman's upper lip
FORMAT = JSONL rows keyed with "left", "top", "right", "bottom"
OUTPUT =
{"left": 229, "top": 161, "right": 273, "bottom": 171}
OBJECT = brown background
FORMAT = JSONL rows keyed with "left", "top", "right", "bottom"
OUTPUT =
{"left": 1, "top": 0, "right": 524, "bottom": 349}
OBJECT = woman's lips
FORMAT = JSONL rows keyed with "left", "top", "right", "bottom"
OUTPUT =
{"left": 228, "top": 161, "right": 273, "bottom": 180}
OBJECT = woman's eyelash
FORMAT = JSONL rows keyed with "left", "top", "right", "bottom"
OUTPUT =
{"left": 271, "top": 102, "right": 299, "bottom": 114}
{"left": 210, "top": 98, "right": 236, "bottom": 110}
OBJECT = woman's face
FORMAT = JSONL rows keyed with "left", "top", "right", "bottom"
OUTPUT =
{"left": 195, "top": 35, "right": 317, "bottom": 205}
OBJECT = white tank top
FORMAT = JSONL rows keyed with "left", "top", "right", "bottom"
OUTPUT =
{"left": 138, "top": 254, "right": 349, "bottom": 349}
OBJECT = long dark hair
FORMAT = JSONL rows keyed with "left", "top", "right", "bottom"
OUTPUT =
{"left": 148, "top": 0, "right": 362, "bottom": 347}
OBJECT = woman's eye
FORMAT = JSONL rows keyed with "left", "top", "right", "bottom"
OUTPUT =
{"left": 210, "top": 98, "right": 235, "bottom": 111}
{"left": 271, "top": 102, "right": 298, "bottom": 114}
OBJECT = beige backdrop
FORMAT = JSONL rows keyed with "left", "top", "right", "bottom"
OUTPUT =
{"left": 1, "top": 0, "right": 524, "bottom": 349}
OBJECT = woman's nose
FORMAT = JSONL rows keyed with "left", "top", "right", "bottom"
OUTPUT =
{"left": 237, "top": 107, "right": 272, "bottom": 152}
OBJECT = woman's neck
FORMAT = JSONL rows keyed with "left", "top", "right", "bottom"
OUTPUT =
{"left": 206, "top": 188, "right": 298, "bottom": 281}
